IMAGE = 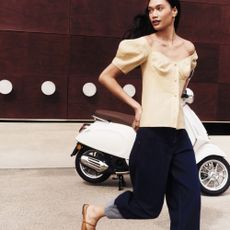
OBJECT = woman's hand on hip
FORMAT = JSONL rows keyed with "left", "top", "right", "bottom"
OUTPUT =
{"left": 132, "top": 105, "right": 142, "bottom": 131}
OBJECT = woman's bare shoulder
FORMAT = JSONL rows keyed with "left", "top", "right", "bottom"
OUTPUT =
{"left": 181, "top": 38, "right": 196, "bottom": 55}
{"left": 143, "top": 34, "right": 155, "bottom": 47}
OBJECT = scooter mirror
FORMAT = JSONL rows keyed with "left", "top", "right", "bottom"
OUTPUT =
{"left": 182, "top": 88, "right": 194, "bottom": 104}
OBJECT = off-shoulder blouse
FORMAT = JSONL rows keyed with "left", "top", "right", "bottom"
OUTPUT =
{"left": 112, "top": 36, "right": 198, "bottom": 129}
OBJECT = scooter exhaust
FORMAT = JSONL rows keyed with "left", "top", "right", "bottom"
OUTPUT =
{"left": 80, "top": 155, "right": 109, "bottom": 173}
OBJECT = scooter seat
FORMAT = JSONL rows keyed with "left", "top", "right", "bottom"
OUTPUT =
{"left": 94, "top": 110, "right": 134, "bottom": 126}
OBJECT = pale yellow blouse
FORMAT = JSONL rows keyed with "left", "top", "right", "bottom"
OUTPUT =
{"left": 112, "top": 36, "right": 198, "bottom": 129}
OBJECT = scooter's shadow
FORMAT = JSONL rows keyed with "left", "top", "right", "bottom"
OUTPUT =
{"left": 82, "top": 173, "right": 230, "bottom": 196}
{"left": 201, "top": 188, "right": 230, "bottom": 197}
{"left": 82, "top": 174, "right": 133, "bottom": 189}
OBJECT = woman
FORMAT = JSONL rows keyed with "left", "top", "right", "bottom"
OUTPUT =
{"left": 81, "top": 0, "right": 201, "bottom": 229}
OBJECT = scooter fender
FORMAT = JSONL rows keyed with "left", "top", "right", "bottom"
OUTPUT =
{"left": 76, "top": 121, "right": 136, "bottom": 160}
{"left": 195, "top": 143, "right": 226, "bottom": 164}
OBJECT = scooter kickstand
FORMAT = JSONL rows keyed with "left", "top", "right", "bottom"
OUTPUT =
{"left": 118, "top": 175, "right": 126, "bottom": 191}
{"left": 113, "top": 172, "right": 129, "bottom": 190}
{"left": 118, "top": 175, "right": 124, "bottom": 191}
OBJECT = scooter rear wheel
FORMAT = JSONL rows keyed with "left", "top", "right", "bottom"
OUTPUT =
{"left": 198, "top": 156, "right": 230, "bottom": 196}
{"left": 75, "top": 148, "right": 111, "bottom": 184}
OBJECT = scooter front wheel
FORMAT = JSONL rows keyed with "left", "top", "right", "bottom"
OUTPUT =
{"left": 75, "top": 148, "right": 111, "bottom": 184}
{"left": 198, "top": 156, "right": 230, "bottom": 196}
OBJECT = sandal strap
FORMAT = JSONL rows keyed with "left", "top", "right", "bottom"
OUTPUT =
{"left": 83, "top": 221, "right": 95, "bottom": 227}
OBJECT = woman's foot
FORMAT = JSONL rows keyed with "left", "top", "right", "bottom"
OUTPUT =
{"left": 81, "top": 204, "right": 105, "bottom": 230}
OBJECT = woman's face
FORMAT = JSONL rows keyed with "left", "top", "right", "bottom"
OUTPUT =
{"left": 148, "top": 0, "right": 177, "bottom": 31}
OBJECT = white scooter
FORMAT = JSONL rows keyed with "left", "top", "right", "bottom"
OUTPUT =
{"left": 71, "top": 89, "right": 230, "bottom": 196}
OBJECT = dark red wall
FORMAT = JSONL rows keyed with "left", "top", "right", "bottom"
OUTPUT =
{"left": 0, "top": 0, "right": 229, "bottom": 121}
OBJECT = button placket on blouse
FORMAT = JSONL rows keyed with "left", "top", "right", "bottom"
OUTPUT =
{"left": 173, "top": 63, "right": 179, "bottom": 98}
{"left": 171, "top": 63, "right": 181, "bottom": 126}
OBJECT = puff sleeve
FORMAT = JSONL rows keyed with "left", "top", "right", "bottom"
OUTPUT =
{"left": 112, "top": 37, "right": 149, "bottom": 74}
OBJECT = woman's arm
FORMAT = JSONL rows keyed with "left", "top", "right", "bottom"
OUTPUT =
{"left": 98, "top": 63, "right": 142, "bottom": 130}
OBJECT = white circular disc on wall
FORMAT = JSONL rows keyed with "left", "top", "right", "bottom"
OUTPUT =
{"left": 0, "top": 79, "right": 13, "bottom": 95}
{"left": 82, "top": 82, "right": 97, "bottom": 97}
{"left": 123, "top": 84, "right": 136, "bottom": 97}
{"left": 41, "top": 81, "right": 56, "bottom": 95}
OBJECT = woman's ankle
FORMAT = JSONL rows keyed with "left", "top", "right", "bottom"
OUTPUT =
{"left": 88, "top": 205, "right": 105, "bottom": 224}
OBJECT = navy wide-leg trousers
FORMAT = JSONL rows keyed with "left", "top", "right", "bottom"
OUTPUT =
{"left": 114, "top": 127, "right": 201, "bottom": 230}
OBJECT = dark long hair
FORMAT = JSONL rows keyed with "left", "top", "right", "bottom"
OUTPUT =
{"left": 123, "top": 0, "right": 181, "bottom": 39}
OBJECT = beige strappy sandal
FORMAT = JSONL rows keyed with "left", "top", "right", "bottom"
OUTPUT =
{"left": 81, "top": 204, "right": 96, "bottom": 230}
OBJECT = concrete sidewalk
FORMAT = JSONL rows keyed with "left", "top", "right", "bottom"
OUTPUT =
{"left": 0, "top": 122, "right": 229, "bottom": 230}
{"left": 0, "top": 168, "right": 229, "bottom": 230}
{"left": 0, "top": 122, "right": 229, "bottom": 168}
{"left": 0, "top": 122, "right": 81, "bottom": 168}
